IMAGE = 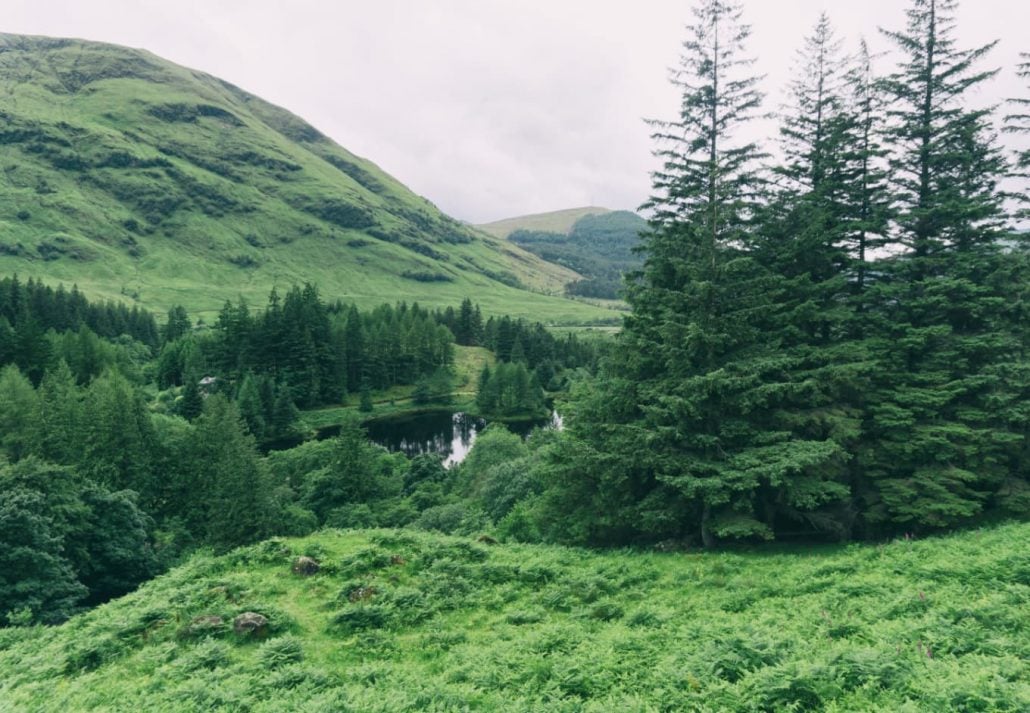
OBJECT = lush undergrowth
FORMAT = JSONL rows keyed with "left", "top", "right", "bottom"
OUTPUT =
{"left": 1, "top": 523, "right": 1026, "bottom": 711}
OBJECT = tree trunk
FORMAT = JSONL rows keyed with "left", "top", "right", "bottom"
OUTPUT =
{"left": 700, "top": 502, "right": 716, "bottom": 548}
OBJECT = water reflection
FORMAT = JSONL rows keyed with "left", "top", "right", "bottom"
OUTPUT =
{"left": 363, "top": 411, "right": 482, "bottom": 467}
{"left": 363, "top": 410, "right": 558, "bottom": 467}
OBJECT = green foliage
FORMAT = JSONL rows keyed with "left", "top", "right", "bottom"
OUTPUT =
{"left": 300, "top": 421, "right": 402, "bottom": 524}
{"left": 412, "top": 368, "right": 454, "bottom": 406}
{"left": 80, "top": 370, "right": 156, "bottom": 496}
{"left": 0, "top": 364, "right": 40, "bottom": 460}
{"left": 474, "top": 362, "right": 546, "bottom": 418}
{"left": 0, "top": 457, "right": 156, "bottom": 623}
{"left": 538, "top": 0, "right": 1030, "bottom": 546}
{"left": 258, "top": 636, "right": 304, "bottom": 669}
{"left": 0, "top": 524, "right": 1026, "bottom": 710}
{"left": 509, "top": 210, "right": 646, "bottom": 299}
{"left": 459, "top": 425, "right": 530, "bottom": 496}
{"left": 189, "top": 395, "right": 277, "bottom": 552}
{"left": 0, "top": 486, "right": 86, "bottom": 625}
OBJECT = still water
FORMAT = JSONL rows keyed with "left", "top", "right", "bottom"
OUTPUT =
{"left": 363, "top": 410, "right": 560, "bottom": 467}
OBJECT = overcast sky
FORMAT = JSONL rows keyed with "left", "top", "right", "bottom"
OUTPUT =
{"left": 4, "top": 0, "right": 1028, "bottom": 223}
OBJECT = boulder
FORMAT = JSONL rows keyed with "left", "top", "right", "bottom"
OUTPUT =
{"left": 291, "top": 556, "right": 320, "bottom": 576}
{"left": 233, "top": 612, "right": 269, "bottom": 637}
{"left": 188, "top": 614, "right": 224, "bottom": 635}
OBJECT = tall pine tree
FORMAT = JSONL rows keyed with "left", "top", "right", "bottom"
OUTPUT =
{"left": 856, "top": 0, "right": 1020, "bottom": 531}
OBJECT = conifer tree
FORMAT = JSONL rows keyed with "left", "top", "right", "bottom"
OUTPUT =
{"left": 856, "top": 0, "right": 1020, "bottom": 531}
{"left": 358, "top": 379, "right": 374, "bottom": 413}
{"left": 544, "top": 1, "right": 853, "bottom": 546}
{"left": 178, "top": 369, "right": 204, "bottom": 421}
{"left": 161, "top": 306, "right": 191, "bottom": 344}
{"left": 236, "top": 373, "right": 266, "bottom": 441}
{"left": 269, "top": 382, "right": 301, "bottom": 441}
{"left": 191, "top": 395, "right": 275, "bottom": 551}
{"left": 1004, "top": 53, "right": 1030, "bottom": 218}
{"left": 778, "top": 12, "right": 846, "bottom": 195}
{"left": 838, "top": 40, "right": 893, "bottom": 297}
{"left": 36, "top": 360, "right": 82, "bottom": 464}
{"left": 80, "top": 371, "right": 156, "bottom": 500}
{"left": 0, "top": 364, "right": 40, "bottom": 461}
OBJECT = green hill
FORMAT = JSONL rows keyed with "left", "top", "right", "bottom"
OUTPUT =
{"left": 0, "top": 34, "right": 611, "bottom": 325}
{"left": 503, "top": 210, "right": 647, "bottom": 299}
{"left": 1, "top": 523, "right": 1026, "bottom": 711}
{"left": 477, "top": 206, "right": 612, "bottom": 239}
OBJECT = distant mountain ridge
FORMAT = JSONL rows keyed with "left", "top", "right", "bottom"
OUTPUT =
{"left": 481, "top": 208, "right": 647, "bottom": 300}
{"left": 0, "top": 33, "right": 611, "bottom": 324}
{"left": 477, "top": 206, "right": 613, "bottom": 239}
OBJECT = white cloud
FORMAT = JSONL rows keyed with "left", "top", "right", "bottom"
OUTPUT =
{"left": 3, "top": 0, "right": 1027, "bottom": 222}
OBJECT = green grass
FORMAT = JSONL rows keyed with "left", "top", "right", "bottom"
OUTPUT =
{"left": 477, "top": 206, "right": 612, "bottom": 239}
{"left": 1, "top": 523, "right": 1027, "bottom": 711}
{"left": 0, "top": 34, "right": 614, "bottom": 326}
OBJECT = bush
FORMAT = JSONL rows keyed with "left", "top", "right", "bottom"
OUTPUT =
{"left": 326, "top": 503, "right": 377, "bottom": 529}
{"left": 480, "top": 459, "right": 538, "bottom": 522}
{"left": 259, "top": 636, "right": 304, "bottom": 669}
{"left": 177, "top": 639, "right": 232, "bottom": 673}
{"left": 331, "top": 606, "right": 392, "bottom": 633}
{"left": 412, "top": 503, "right": 486, "bottom": 535}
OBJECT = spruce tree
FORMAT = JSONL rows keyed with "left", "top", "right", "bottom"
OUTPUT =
{"left": 1004, "top": 53, "right": 1030, "bottom": 218}
{"left": 543, "top": 0, "right": 849, "bottom": 546}
{"left": 358, "top": 379, "right": 374, "bottom": 413}
{"left": 236, "top": 373, "right": 266, "bottom": 441}
{"left": 0, "top": 364, "right": 40, "bottom": 461}
{"left": 36, "top": 360, "right": 82, "bottom": 464}
{"left": 857, "top": 0, "right": 1020, "bottom": 531}
{"left": 778, "top": 12, "right": 847, "bottom": 195}
{"left": 191, "top": 395, "right": 275, "bottom": 551}
{"left": 269, "top": 383, "right": 301, "bottom": 442}
{"left": 838, "top": 40, "right": 893, "bottom": 298}
{"left": 161, "top": 306, "right": 191, "bottom": 344}
{"left": 178, "top": 369, "right": 204, "bottom": 421}
{"left": 80, "top": 371, "right": 156, "bottom": 499}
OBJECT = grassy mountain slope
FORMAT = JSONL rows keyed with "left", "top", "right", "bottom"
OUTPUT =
{"left": 1, "top": 523, "right": 1026, "bottom": 711}
{"left": 477, "top": 206, "right": 611, "bottom": 239}
{"left": 0, "top": 34, "right": 611, "bottom": 324}
{"left": 503, "top": 210, "right": 647, "bottom": 300}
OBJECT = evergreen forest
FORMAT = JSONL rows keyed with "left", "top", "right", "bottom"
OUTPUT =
{"left": 1, "top": 0, "right": 1028, "bottom": 710}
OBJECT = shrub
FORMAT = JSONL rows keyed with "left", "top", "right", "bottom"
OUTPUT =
{"left": 588, "top": 602, "right": 624, "bottom": 621}
{"left": 339, "top": 547, "right": 393, "bottom": 577}
{"left": 505, "top": 610, "right": 545, "bottom": 625}
{"left": 331, "top": 606, "right": 392, "bottom": 634}
{"left": 259, "top": 636, "right": 304, "bottom": 669}
{"left": 177, "top": 639, "right": 232, "bottom": 673}
{"left": 412, "top": 503, "right": 485, "bottom": 535}
{"left": 63, "top": 635, "right": 126, "bottom": 673}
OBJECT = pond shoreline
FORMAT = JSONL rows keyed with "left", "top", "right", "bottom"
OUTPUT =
{"left": 311, "top": 407, "right": 560, "bottom": 466}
